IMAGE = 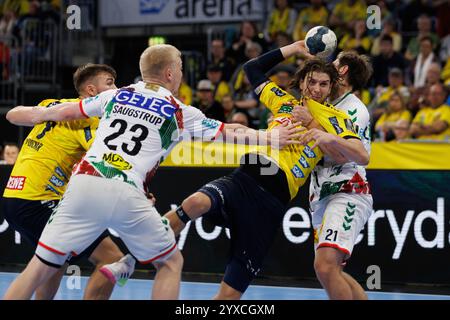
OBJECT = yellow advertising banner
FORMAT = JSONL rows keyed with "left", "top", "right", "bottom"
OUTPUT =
{"left": 161, "top": 141, "right": 450, "bottom": 170}
{"left": 367, "top": 142, "right": 450, "bottom": 170}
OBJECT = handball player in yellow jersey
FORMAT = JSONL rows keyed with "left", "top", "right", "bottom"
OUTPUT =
{"left": 2, "top": 64, "right": 134, "bottom": 299}
{"left": 158, "top": 41, "right": 366, "bottom": 299}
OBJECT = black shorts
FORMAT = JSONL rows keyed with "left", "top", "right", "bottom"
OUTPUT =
{"left": 2, "top": 197, "right": 110, "bottom": 264}
{"left": 198, "top": 167, "right": 288, "bottom": 293}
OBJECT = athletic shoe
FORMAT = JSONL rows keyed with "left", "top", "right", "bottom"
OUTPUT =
{"left": 99, "top": 254, "right": 136, "bottom": 287}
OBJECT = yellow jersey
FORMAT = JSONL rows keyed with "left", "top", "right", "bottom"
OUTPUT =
{"left": 293, "top": 6, "right": 329, "bottom": 41}
{"left": 253, "top": 82, "right": 359, "bottom": 200}
{"left": 3, "top": 98, "right": 99, "bottom": 200}
{"left": 178, "top": 82, "right": 193, "bottom": 106}
{"left": 375, "top": 109, "right": 412, "bottom": 131}
{"left": 214, "top": 81, "right": 231, "bottom": 103}
{"left": 431, "top": 104, "right": 450, "bottom": 141}
{"left": 412, "top": 106, "right": 438, "bottom": 141}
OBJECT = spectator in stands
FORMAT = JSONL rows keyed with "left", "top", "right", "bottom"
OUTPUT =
{"left": 192, "top": 79, "right": 225, "bottom": 122}
{"left": 353, "top": 89, "right": 371, "bottom": 106}
{"left": 371, "top": 35, "right": 407, "bottom": 87}
{"left": 265, "top": 0, "right": 297, "bottom": 42}
{"left": 271, "top": 65, "right": 293, "bottom": 91}
{"left": 0, "top": 8, "right": 17, "bottom": 37}
{"left": 230, "top": 40, "right": 263, "bottom": 96}
{"left": 338, "top": 19, "right": 372, "bottom": 55}
{"left": 404, "top": 14, "right": 439, "bottom": 61}
{"left": 232, "top": 73, "right": 259, "bottom": 128}
{"left": 274, "top": 31, "right": 296, "bottom": 65}
{"left": 392, "top": 119, "right": 411, "bottom": 141}
{"left": 13, "top": 0, "right": 59, "bottom": 43}
{"left": 375, "top": 91, "right": 412, "bottom": 141}
{"left": 229, "top": 21, "right": 268, "bottom": 66}
{"left": 271, "top": 64, "right": 299, "bottom": 98}
{"left": 209, "top": 38, "right": 235, "bottom": 82}
{"left": 409, "top": 62, "right": 442, "bottom": 115}
{"left": 412, "top": 36, "right": 439, "bottom": 88}
{"left": 206, "top": 63, "right": 231, "bottom": 104}
{"left": 1, "top": 0, "right": 27, "bottom": 16}
{"left": 329, "top": 0, "right": 367, "bottom": 38}
{"left": 400, "top": 0, "right": 435, "bottom": 34}
{"left": 178, "top": 76, "right": 193, "bottom": 106}
{"left": 0, "top": 142, "right": 19, "bottom": 165}
{"left": 425, "top": 62, "right": 442, "bottom": 87}
{"left": 370, "top": 19, "right": 402, "bottom": 56}
{"left": 230, "top": 112, "right": 250, "bottom": 127}
{"left": 12, "top": 0, "right": 58, "bottom": 77}
{"left": 221, "top": 94, "right": 236, "bottom": 122}
{"left": 410, "top": 82, "right": 450, "bottom": 140}
{"left": 370, "top": 68, "right": 410, "bottom": 118}
{"left": 244, "top": 41, "right": 263, "bottom": 61}
{"left": 293, "top": 0, "right": 329, "bottom": 41}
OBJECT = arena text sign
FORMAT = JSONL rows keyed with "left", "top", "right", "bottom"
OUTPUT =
{"left": 176, "top": 197, "right": 448, "bottom": 260}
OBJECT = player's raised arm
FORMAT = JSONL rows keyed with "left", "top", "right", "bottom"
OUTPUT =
{"left": 243, "top": 40, "right": 313, "bottom": 91}
{"left": 6, "top": 102, "right": 84, "bottom": 126}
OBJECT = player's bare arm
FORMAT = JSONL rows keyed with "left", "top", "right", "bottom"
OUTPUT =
{"left": 299, "top": 128, "right": 369, "bottom": 165}
{"left": 7, "top": 102, "right": 84, "bottom": 126}
{"left": 292, "top": 103, "right": 368, "bottom": 164}
{"left": 279, "top": 40, "right": 314, "bottom": 60}
{"left": 220, "top": 121, "right": 304, "bottom": 148}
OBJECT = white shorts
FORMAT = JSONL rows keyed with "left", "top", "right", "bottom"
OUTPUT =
{"left": 36, "top": 174, "right": 177, "bottom": 266}
{"left": 312, "top": 193, "right": 372, "bottom": 259}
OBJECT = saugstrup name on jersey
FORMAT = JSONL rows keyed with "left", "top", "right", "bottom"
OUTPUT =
{"left": 112, "top": 105, "right": 163, "bottom": 125}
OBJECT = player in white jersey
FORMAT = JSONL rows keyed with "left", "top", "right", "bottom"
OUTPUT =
{"left": 4, "top": 44, "right": 302, "bottom": 300}
{"left": 293, "top": 51, "right": 373, "bottom": 300}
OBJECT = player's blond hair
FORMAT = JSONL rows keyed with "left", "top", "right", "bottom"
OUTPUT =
{"left": 139, "top": 44, "right": 181, "bottom": 79}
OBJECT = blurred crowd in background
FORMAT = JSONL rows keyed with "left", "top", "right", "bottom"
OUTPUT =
{"left": 178, "top": 0, "right": 450, "bottom": 146}
{"left": 1, "top": 0, "right": 450, "bottom": 165}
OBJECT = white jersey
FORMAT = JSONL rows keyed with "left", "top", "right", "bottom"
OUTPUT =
{"left": 310, "top": 92, "right": 371, "bottom": 205}
{"left": 74, "top": 81, "right": 223, "bottom": 192}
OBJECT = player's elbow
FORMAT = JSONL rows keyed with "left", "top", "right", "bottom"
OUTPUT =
{"left": 5, "top": 109, "right": 15, "bottom": 123}
{"left": 6, "top": 107, "right": 25, "bottom": 125}
{"left": 243, "top": 58, "right": 257, "bottom": 74}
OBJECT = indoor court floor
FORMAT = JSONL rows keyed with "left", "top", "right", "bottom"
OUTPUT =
{"left": 1, "top": 272, "right": 449, "bottom": 300}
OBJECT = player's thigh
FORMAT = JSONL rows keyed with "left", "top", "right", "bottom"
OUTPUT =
{"left": 197, "top": 176, "right": 235, "bottom": 227}
{"left": 2, "top": 197, "right": 59, "bottom": 246}
{"left": 226, "top": 184, "right": 285, "bottom": 286}
{"left": 113, "top": 188, "right": 176, "bottom": 265}
{"left": 36, "top": 175, "right": 114, "bottom": 266}
{"left": 313, "top": 193, "right": 372, "bottom": 258}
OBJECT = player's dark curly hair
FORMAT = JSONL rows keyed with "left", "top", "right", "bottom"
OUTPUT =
{"left": 290, "top": 58, "right": 339, "bottom": 92}
{"left": 73, "top": 63, "right": 117, "bottom": 94}
{"left": 336, "top": 51, "right": 373, "bottom": 91}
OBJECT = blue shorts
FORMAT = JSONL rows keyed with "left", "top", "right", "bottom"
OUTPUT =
{"left": 198, "top": 167, "right": 288, "bottom": 293}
